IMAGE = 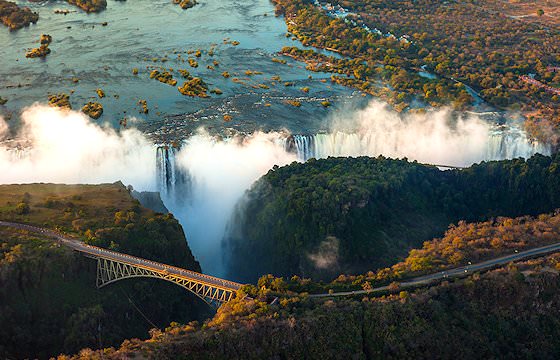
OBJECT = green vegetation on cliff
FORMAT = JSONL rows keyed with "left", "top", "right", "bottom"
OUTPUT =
{"left": 65, "top": 253, "right": 560, "bottom": 359}
{"left": 0, "top": 183, "right": 205, "bottom": 359}
{"left": 226, "top": 154, "right": 560, "bottom": 281}
{"left": 285, "top": 210, "right": 560, "bottom": 294}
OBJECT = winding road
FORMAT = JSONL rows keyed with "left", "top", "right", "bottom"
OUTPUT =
{"left": 311, "top": 241, "right": 560, "bottom": 298}
{"left": 2, "top": 220, "right": 560, "bottom": 299}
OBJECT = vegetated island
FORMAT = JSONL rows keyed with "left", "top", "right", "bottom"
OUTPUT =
{"left": 138, "top": 99, "right": 148, "bottom": 114}
{"left": 26, "top": 34, "right": 52, "bottom": 59}
{"left": 66, "top": 0, "right": 107, "bottom": 13}
{"left": 178, "top": 77, "right": 209, "bottom": 98}
{"left": 0, "top": 183, "right": 204, "bottom": 359}
{"left": 48, "top": 93, "right": 71, "bottom": 109}
{"left": 172, "top": 0, "right": 196, "bottom": 10}
{"left": 82, "top": 101, "right": 103, "bottom": 119}
{"left": 150, "top": 70, "right": 177, "bottom": 86}
{"left": 0, "top": 0, "right": 38, "bottom": 30}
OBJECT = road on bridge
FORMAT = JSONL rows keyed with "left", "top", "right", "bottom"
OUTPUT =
{"left": 311, "top": 241, "right": 560, "bottom": 298}
{"left": 3, "top": 220, "right": 560, "bottom": 299}
{"left": 0, "top": 221, "right": 242, "bottom": 292}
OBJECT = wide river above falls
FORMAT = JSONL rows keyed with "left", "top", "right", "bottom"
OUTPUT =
{"left": 0, "top": 0, "right": 364, "bottom": 139}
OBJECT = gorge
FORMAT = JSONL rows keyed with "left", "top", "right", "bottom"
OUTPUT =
{"left": 1, "top": 101, "right": 549, "bottom": 276}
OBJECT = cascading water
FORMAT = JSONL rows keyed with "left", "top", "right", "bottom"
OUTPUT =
{"left": 156, "top": 146, "right": 176, "bottom": 196}
{"left": 155, "top": 126, "right": 550, "bottom": 196}
{"left": 155, "top": 145, "right": 190, "bottom": 204}
{"left": 486, "top": 127, "right": 549, "bottom": 160}
{"left": 282, "top": 127, "right": 549, "bottom": 165}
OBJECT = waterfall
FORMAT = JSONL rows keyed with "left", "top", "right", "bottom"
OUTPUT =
{"left": 486, "top": 127, "right": 549, "bottom": 160}
{"left": 156, "top": 146, "right": 175, "bottom": 196}
{"left": 155, "top": 145, "right": 190, "bottom": 202}
{"left": 284, "top": 127, "right": 550, "bottom": 165}
{"left": 1, "top": 140, "right": 31, "bottom": 162}
{"left": 156, "top": 126, "right": 549, "bottom": 199}
{"left": 1, "top": 101, "right": 551, "bottom": 277}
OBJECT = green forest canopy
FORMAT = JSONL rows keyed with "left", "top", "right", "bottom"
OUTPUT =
{"left": 226, "top": 154, "right": 560, "bottom": 281}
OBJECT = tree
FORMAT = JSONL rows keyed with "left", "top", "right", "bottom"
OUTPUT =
{"left": 388, "top": 281, "right": 400, "bottom": 291}
{"left": 15, "top": 202, "right": 30, "bottom": 215}
{"left": 536, "top": 9, "right": 544, "bottom": 17}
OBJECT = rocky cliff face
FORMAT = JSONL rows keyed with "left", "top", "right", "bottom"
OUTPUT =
{"left": 131, "top": 190, "right": 169, "bottom": 214}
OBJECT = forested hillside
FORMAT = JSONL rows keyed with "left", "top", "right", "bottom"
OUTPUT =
{"left": 0, "top": 183, "right": 206, "bottom": 359}
{"left": 65, "top": 253, "right": 560, "bottom": 359}
{"left": 272, "top": 0, "right": 560, "bottom": 141}
{"left": 225, "top": 154, "right": 560, "bottom": 281}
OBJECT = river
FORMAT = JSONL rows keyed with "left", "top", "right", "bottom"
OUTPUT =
{"left": 0, "top": 0, "right": 363, "bottom": 139}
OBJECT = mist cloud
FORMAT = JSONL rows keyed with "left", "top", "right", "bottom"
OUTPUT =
{"left": 322, "top": 101, "right": 547, "bottom": 166}
{"left": 1, "top": 105, "right": 155, "bottom": 189}
{"left": 307, "top": 236, "right": 340, "bottom": 270}
{"left": 170, "top": 130, "right": 297, "bottom": 275}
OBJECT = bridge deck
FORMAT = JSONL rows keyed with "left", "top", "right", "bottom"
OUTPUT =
{"left": 0, "top": 221, "right": 242, "bottom": 292}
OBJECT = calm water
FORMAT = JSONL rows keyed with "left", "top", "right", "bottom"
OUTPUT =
{"left": 0, "top": 0, "right": 364, "bottom": 139}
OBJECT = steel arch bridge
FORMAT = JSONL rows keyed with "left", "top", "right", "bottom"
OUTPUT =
{"left": 94, "top": 256, "right": 240, "bottom": 306}
{"left": 0, "top": 221, "right": 243, "bottom": 307}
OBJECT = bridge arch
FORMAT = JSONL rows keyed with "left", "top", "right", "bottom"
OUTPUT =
{"left": 95, "top": 257, "right": 238, "bottom": 308}
{"left": 0, "top": 221, "right": 242, "bottom": 308}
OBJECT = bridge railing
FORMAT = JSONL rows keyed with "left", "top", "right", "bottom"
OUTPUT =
{"left": 1, "top": 221, "right": 243, "bottom": 290}
{"left": 66, "top": 239, "right": 243, "bottom": 289}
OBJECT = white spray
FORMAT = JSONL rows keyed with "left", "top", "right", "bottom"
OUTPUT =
{"left": 0, "top": 105, "right": 155, "bottom": 188}
{"left": 168, "top": 130, "right": 297, "bottom": 275}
